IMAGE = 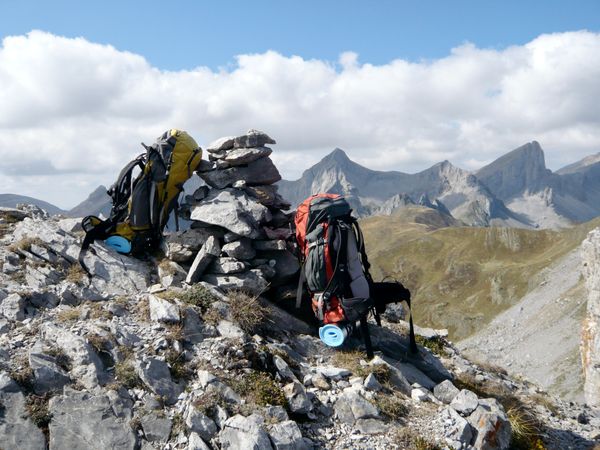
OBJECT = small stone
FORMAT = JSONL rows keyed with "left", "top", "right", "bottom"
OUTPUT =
{"left": 283, "top": 382, "right": 312, "bottom": 415}
{"left": 450, "top": 389, "right": 479, "bottom": 415}
{"left": 411, "top": 388, "right": 430, "bottom": 402}
{"left": 434, "top": 379, "right": 460, "bottom": 404}
{"left": 148, "top": 294, "right": 180, "bottom": 323}
{"left": 268, "top": 420, "right": 308, "bottom": 450}
{"left": 364, "top": 373, "right": 382, "bottom": 392}
{"left": 186, "top": 236, "right": 221, "bottom": 284}
{"left": 317, "top": 367, "right": 351, "bottom": 380}
{"left": 188, "top": 432, "right": 211, "bottom": 450}
{"left": 136, "top": 357, "right": 182, "bottom": 405}
{"left": 312, "top": 372, "right": 331, "bottom": 390}
{"left": 208, "top": 257, "right": 248, "bottom": 275}
{"left": 233, "top": 129, "right": 276, "bottom": 148}
{"left": 185, "top": 409, "right": 218, "bottom": 442}
{"left": 0, "top": 293, "right": 25, "bottom": 321}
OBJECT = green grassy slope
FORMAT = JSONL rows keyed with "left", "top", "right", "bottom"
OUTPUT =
{"left": 361, "top": 207, "right": 600, "bottom": 339}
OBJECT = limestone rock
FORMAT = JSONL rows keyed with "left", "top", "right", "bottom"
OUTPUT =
{"left": 233, "top": 129, "right": 276, "bottom": 148}
{"left": 369, "top": 356, "right": 412, "bottom": 395}
{"left": 202, "top": 270, "right": 268, "bottom": 296}
{"left": 136, "top": 357, "right": 181, "bottom": 405}
{"left": 581, "top": 228, "right": 600, "bottom": 407}
{"left": 140, "top": 411, "right": 173, "bottom": 443}
{"left": 283, "top": 381, "right": 312, "bottom": 415}
{"left": 49, "top": 388, "right": 136, "bottom": 450}
{"left": 451, "top": 389, "right": 480, "bottom": 416}
{"left": 0, "top": 293, "right": 25, "bottom": 321}
{"left": 148, "top": 294, "right": 180, "bottom": 323}
{"left": 334, "top": 390, "right": 379, "bottom": 425}
{"left": 186, "top": 235, "right": 221, "bottom": 284}
{"left": 191, "top": 189, "right": 271, "bottom": 238}
{"left": 188, "top": 432, "right": 211, "bottom": 450}
{"left": 198, "top": 157, "right": 281, "bottom": 189}
{"left": 185, "top": 408, "right": 218, "bottom": 442}
{"left": 434, "top": 379, "right": 460, "bottom": 404}
{"left": 208, "top": 257, "right": 248, "bottom": 274}
{"left": 219, "top": 414, "right": 273, "bottom": 450}
{"left": 206, "top": 136, "right": 235, "bottom": 153}
{"left": 164, "top": 229, "right": 215, "bottom": 263}
{"left": 0, "top": 372, "right": 47, "bottom": 450}
{"left": 439, "top": 406, "right": 473, "bottom": 446}
{"left": 268, "top": 420, "right": 309, "bottom": 450}
{"left": 29, "top": 350, "right": 70, "bottom": 394}
{"left": 222, "top": 239, "right": 256, "bottom": 260}
{"left": 467, "top": 398, "right": 511, "bottom": 450}
{"left": 222, "top": 146, "right": 272, "bottom": 166}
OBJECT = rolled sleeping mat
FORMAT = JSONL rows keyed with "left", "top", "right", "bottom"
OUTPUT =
{"left": 104, "top": 235, "right": 132, "bottom": 254}
{"left": 319, "top": 323, "right": 352, "bottom": 347}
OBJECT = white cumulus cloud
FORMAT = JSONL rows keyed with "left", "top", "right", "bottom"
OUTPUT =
{"left": 0, "top": 30, "right": 599, "bottom": 208}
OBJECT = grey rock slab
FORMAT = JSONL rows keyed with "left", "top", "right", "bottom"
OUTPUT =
{"left": 202, "top": 270, "right": 268, "bottom": 296}
{"left": 206, "top": 136, "right": 235, "bottom": 153}
{"left": 233, "top": 129, "right": 276, "bottom": 148}
{"left": 434, "top": 379, "right": 461, "bottom": 404}
{"left": 0, "top": 371, "right": 47, "bottom": 450}
{"left": 317, "top": 366, "right": 351, "bottom": 380}
{"left": 451, "top": 389, "right": 480, "bottom": 416}
{"left": 273, "top": 355, "right": 297, "bottom": 382}
{"left": 49, "top": 389, "right": 136, "bottom": 450}
{"left": 440, "top": 406, "right": 473, "bottom": 445}
{"left": 198, "top": 156, "right": 281, "bottom": 189}
{"left": 136, "top": 357, "right": 182, "bottom": 405}
{"left": 148, "top": 294, "right": 180, "bottom": 323}
{"left": 223, "top": 146, "right": 272, "bottom": 166}
{"left": 334, "top": 390, "right": 379, "bottom": 425}
{"left": 370, "top": 356, "right": 412, "bottom": 395}
{"left": 467, "top": 398, "right": 511, "bottom": 450}
{"left": 40, "top": 323, "right": 106, "bottom": 389}
{"left": 165, "top": 228, "right": 215, "bottom": 263}
{"left": 222, "top": 238, "right": 256, "bottom": 260}
{"left": 185, "top": 409, "right": 218, "bottom": 442}
{"left": 191, "top": 188, "right": 271, "bottom": 238}
{"left": 29, "top": 351, "right": 70, "bottom": 394}
{"left": 208, "top": 257, "right": 248, "bottom": 274}
{"left": 363, "top": 373, "right": 382, "bottom": 391}
{"left": 140, "top": 412, "right": 173, "bottom": 443}
{"left": 186, "top": 235, "right": 221, "bottom": 284}
{"left": 258, "top": 250, "right": 300, "bottom": 285}
{"left": 268, "top": 420, "right": 308, "bottom": 450}
{"left": 283, "top": 381, "right": 312, "bottom": 415}
{"left": 216, "top": 320, "right": 245, "bottom": 339}
{"left": 396, "top": 362, "right": 436, "bottom": 390}
{"left": 197, "top": 159, "right": 217, "bottom": 172}
{"left": 188, "top": 432, "right": 211, "bottom": 450}
{"left": 0, "top": 293, "right": 25, "bottom": 321}
{"left": 356, "top": 418, "right": 388, "bottom": 435}
{"left": 220, "top": 413, "right": 273, "bottom": 450}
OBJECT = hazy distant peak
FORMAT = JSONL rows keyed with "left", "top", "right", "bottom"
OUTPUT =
{"left": 557, "top": 152, "right": 600, "bottom": 175}
{"left": 320, "top": 148, "right": 352, "bottom": 166}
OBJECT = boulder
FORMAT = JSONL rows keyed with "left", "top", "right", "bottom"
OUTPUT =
{"left": 208, "top": 257, "right": 249, "bottom": 274}
{"left": 467, "top": 399, "right": 511, "bottom": 450}
{"left": 268, "top": 420, "right": 309, "bottom": 450}
{"left": 202, "top": 270, "right": 268, "bottom": 296}
{"left": 222, "top": 147, "right": 272, "bottom": 166}
{"left": 40, "top": 323, "right": 106, "bottom": 389}
{"left": 283, "top": 381, "right": 312, "bottom": 415}
{"left": 219, "top": 414, "right": 273, "bottom": 450}
{"left": 198, "top": 157, "right": 281, "bottom": 189}
{"left": 0, "top": 372, "right": 47, "bottom": 450}
{"left": 434, "top": 379, "right": 460, "bottom": 404}
{"left": 0, "top": 293, "right": 25, "bottom": 321}
{"left": 451, "top": 389, "right": 480, "bottom": 416}
{"left": 29, "top": 350, "right": 70, "bottom": 394}
{"left": 135, "top": 357, "right": 182, "bottom": 405}
{"left": 222, "top": 239, "right": 256, "bottom": 260}
{"left": 334, "top": 390, "right": 380, "bottom": 425}
{"left": 233, "top": 129, "right": 276, "bottom": 148}
{"left": 148, "top": 295, "right": 180, "bottom": 323}
{"left": 164, "top": 228, "right": 215, "bottom": 263}
{"left": 186, "top": 235, "right": 221, "bottom": 284}
{"left": 49, "top": 388, "right": 136, "bottom": 450}
{"left": 191, "top": 189, "right": 271, "bottom": 238}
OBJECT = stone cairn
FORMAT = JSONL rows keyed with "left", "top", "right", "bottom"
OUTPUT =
{"left": 160, "top": 129, "right": 300, "bottom": 297}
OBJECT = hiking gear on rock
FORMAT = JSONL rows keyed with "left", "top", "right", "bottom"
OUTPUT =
{"left": 294, "top": 193, "right": 417, "bottom": 356}
{"left": 79, "top": 129, "right": 202, "bottom": 275}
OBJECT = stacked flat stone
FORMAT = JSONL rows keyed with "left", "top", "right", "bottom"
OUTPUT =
{"left": 163, "top": 130, "right": 298, "bottom": 296}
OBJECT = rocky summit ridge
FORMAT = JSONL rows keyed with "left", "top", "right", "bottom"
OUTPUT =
{"left": 0, "top": 131, "right": 599, "bottom": 450}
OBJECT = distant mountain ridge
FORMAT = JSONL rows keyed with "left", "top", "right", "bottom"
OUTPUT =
{"left": 279, "top": 142, "right": 600, "bottom": 229}
{"left": 0, "top": 194, "right": 66, "bottom": 216}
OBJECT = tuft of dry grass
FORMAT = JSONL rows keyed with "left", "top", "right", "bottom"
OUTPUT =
{"left": 373, "top": 393, "right": 409, "bottom": 421}
{"left": 231, "top": 371, "right": 287, "bottom": 408}
{"left": 46, "top": 347, "right": 72, "bottom": 372}
{"left": 332, "top": 350, "right": 392, "bottom": 383}
{"left": 165, "top": 349, "right": 192, "bottom": 381}
{"left": 56, "top": 307, "right": 81, "bottom": 323}
{"left": 65, "top": 265, "right": 87, "bottom": 284}
{"left": 8, "top": 236, "right": 44, "bottom": 253}
{"left": 228, "top": 290, "right": 271, "bottom": 334}
{"left": 10, "top": 354, "right": 34, "bottom": 392}
{"left": 25, "top": 393, "right": 53, "bottom": 437}
{"left": 415, "top": 335, "right": 446, "bottom": 355}
{"left": 114, "top": 359, "right": 143, "bottom": 390}
{"left": 393, "top": 429, "right": 442, "bottom": 450}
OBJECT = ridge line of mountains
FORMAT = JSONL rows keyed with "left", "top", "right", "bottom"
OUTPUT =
{"left": 3, "top": 141, "right": 600, "bottom": 229}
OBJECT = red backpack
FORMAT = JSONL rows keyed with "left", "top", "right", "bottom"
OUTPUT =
{"left": 294, "top": 194, "right": 417, "bottom": 357}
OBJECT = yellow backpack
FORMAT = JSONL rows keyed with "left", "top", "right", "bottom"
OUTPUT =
{"left": 79, "top": 129, "right": 202, "bottom": 274}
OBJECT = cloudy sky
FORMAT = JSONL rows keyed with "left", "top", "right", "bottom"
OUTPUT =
{"left": 1, "top": 1, "right": 599, "bottom": 209}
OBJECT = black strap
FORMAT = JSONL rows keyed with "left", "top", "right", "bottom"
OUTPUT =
{"left": 405, "top": 294, "right": 418, "bottom": 354}
{"left": 77, "top": 218, "right": 115, "bottom": 277}
{"left": 359, "top": 315, "right": 374, "bottom": 359}
{"left": 295, "top": 263, "right": 306, "bottom": 308}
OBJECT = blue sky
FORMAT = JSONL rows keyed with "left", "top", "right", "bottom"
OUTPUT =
{"left": 2, "top": 0, "right": 599, "bottom": 70}
{"left": 0, "top": 1, "right": 599, "bottom": 207}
